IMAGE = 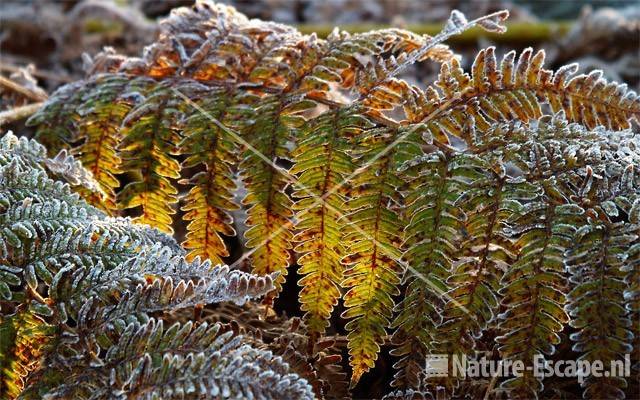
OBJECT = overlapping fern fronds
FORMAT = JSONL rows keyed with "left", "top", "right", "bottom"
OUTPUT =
{"left": 390, "top": 151, "right": 469, "bottom": 389}
{"left": 0, "top": 132, "right": 313, "bottom": 399}
{"left": 565, "top": 150, "right": 639, "bottom": 399}
{"left": 496, "top": 187, "right": 579, "bottom": 397}
{"left": 22, "top": 1, "right": 640, "bottom": 397}
{"left": 434, "top": 161, "right": 524, "bottom": 375}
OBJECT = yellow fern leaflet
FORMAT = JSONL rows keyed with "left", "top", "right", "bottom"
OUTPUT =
{"left": 293, "top": 108, "right": 373, "bottom": 334}
{"left": 117, "top": 80, "right": 184, "bottom": 233}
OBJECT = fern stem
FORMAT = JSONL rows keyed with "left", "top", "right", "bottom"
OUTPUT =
{"left": 0, "top": 103, "right": 44, "bottom": 127}
{"left": 297, "top": 21, "right": 573, "bottom": 44}
{"left": 0, "top": 76, "right": 47, "bottom": 102}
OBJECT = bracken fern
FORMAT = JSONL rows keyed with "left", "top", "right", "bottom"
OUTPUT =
{"left": 0, "top": 133, "right": 313, "bottom": 399}
{"left": 15, "top": 1, "right": 640, "bottom": 398}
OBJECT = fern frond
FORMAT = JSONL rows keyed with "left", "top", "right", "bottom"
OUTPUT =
{"left": 179, "top": 85, "right": 243, "bottom": 264}
{"left": 26, "top": 81, "right": 87, "bottom": 155}
{"left": 73, "top": 74, "right": 131, "bottom": 211}
{"left": 123, "top": 247, "right": 276, "bottom": 306}
{"left": 0, "top": 159, "right": 85, "bottom": 213}
{"left": 50, "top": 250, "right": 276, "bottom": 331}
{"left": 563, "top": 165, "right": 639, "bottom": 399}
{"left": 566, "top": 219, "right": 635, "bottom": 399}
{"left": 152, "top": 1, "right": 303, "bottom": 82}
{"left": 623, "top": 236, "right": 640, "bottom": 388}
{"left": 0, "top": 132, "right": 308, "bottom": 399}
{"left": 435, "top": 163, "right": 529, "bottom": 362}
{"left": 390, "top": 152, "right": 469, "bottom": 389}
{"left": 299, "top": 29, "right": 447, "bottom": 105}
{"left": 344, "top": 10, "right": 508, "bottom": 112}
{"left": 409, "top": 47, "right": 640, "bottom": 146}
{"left": 189, "top": 303, "right": 349, "bottom": 400}
{"left": 42, "top": 320, "right": 314, "bottom": 400}
{"left": 496, "top": 183, "right": 581, "bottom": 398}
{"left": 623, "top": 197, "right": 640, "bottom": 382}
{"left": 500, "top": 114, "right": 639, "bottom": 183}
{"left": 150, "top": 4, "right": 453, "bottom": 94}
{"left": 0, "top": 133, "right": 47, "bottom": 167}
{"left": 160, "top": 0, "right": 252, "bottom": 58}
{"left": 239, "top": 94, "right": 307, "bottom": 296}
{"left": 269, "top": 322, "right": 349, "bottom": 399}
{"left": 293, "top": 108, "right": 374, "bottom": 334}
{"left": 7, "top": 225, "right": 139, "bottom": 304}
{"left": 340, "top": 126, "right": 420, "bottom": 385}
{"left": 44, "top": 149, "right": 103, "bottom": 195}
{"left": 117, "top": 79, "right": 185, "bottom": 233}
{"left": 0, "top": 199, "right": 102, "bottom": 261}
{"left": 0, "top": 310, "right": 54, "bottom": 398}
{"left": 0, "top": 132, "right": 101, "bottom": 195}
